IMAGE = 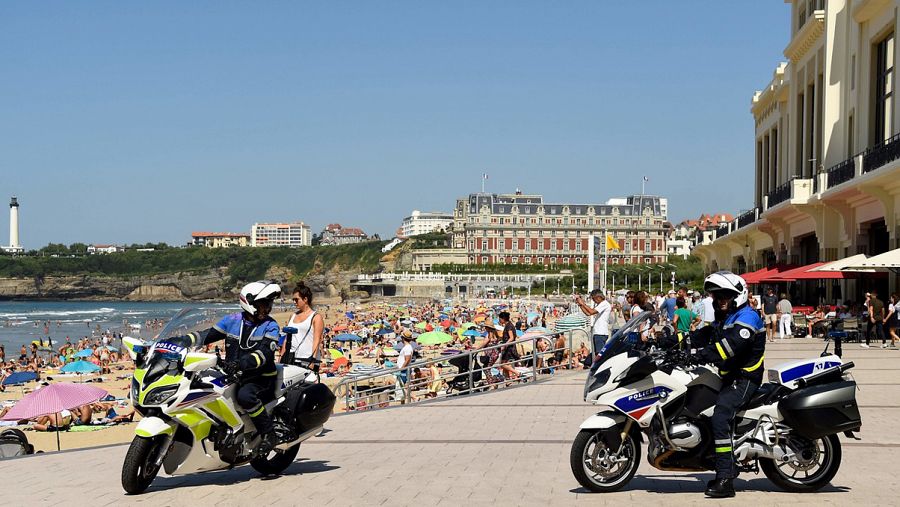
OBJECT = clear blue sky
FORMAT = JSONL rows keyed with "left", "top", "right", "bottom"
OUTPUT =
{"left": 1, "top": 1, "right": 788, "bottom": 248}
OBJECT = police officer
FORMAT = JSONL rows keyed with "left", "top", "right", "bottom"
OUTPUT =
{"left": 691, "top": 271, "right": 765, "bottom": 498}
{"left": 191, "top": 281, "right": 283, "bottom": 456}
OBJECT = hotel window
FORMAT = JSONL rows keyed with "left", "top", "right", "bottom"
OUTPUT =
{"left": 874, "top": 32, "right": 895, "bottom": 144}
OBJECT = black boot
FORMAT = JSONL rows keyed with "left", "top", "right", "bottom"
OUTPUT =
{"left": 251, "top": 412, "right": 276, "bottom": 456}
{"left": 705, "top": 478, "right": 735, "bottom": 498}
{"left": 256, "top": 431, "right": 279, "bottom": 457}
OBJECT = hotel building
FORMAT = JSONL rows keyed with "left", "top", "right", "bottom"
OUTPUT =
{"left": 695, "top": 0, "right": 900, "bottom": 299}
{"left": 251, "top": 222, "right": 312, "bottom": 248}
{"left": 191, "top": 232, "right": 251, "bottom": 248}
{"left": 400, "top": 210, "right": 454, "bottom": 238}
{"left": 451, "top": 191, "right": 668, "bottom": 266}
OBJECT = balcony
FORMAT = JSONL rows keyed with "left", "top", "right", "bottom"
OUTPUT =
{"left": 736, "top": 208, "right": 759, "bottom": 230}
{"left": 824, "top": 157, "right": 855, "bottom": 190}
{"left": 715, "top": 223, "right": 730, "bottom": 239}
{"left": 765, "top": 177, "right": 813, "bottom": 210}
{"left": 863, "top": 133, "right": 900, "bottom": 174}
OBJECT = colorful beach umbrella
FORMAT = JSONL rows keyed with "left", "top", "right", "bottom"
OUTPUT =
{"left": 414, "top": 322, "right": 429, "bottom": 330}
{"left": 60, "top": 361, "right": 101, "bottom": 374}
{"left": 416, "top": 331, "right": 453, "bottom": 346}
{"left": 327, "top": 348, "right": 344, "bottom": 359}
{"left": 1, "top": 371, "right": 38, "bottom": 386}
{"left": 1, "top": 382, "right": 108, "bottom": 451}
{"left": 74, "top": 348, "right": 94, "bottom": 358}
{"left": 462, "top": 329, "right": 481, "bottom": 337}
{"left": 332, "top": 333, "right": 362, "bottom": 342}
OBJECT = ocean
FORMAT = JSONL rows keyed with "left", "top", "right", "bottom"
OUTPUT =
{"left": 0, "top": 301, "right": 246, "bottom": 353}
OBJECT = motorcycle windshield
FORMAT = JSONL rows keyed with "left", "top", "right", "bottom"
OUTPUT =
{"left": 141, "top": 308, "right": 227, "bottom": 384}
{"left": 589, "top": 310, "right": 655, "bottom": 374}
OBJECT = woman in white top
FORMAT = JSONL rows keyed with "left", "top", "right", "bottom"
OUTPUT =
{"left": 280, "top": 282, "right": 325, "bottom": 362}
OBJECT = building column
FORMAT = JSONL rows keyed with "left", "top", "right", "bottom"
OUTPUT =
{"left": 859, "top": 184, "right": 900, "bottom": 250}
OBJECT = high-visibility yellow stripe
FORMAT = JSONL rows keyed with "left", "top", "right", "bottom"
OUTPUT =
{"left": 715, "top": 342, "right": 727, "bottom": 360}
{"left": 715, "top": 446, "right": 732, "bottom": 453}
{"left": 249, "top": 405, "right": 265, "bottom": 417}
{"left": 742, "top": 355, "right": 765, "bottom": 372}
{"left": 261, "top": 370, "right": 278, "bottom": 376}
{"left": 677, "top": 332, "right": 684, "bottom": 343}
{"left": 718, "top": 370, "right": 729, "bottom": 376}
{"left": 251, "top": 351, "right": 263, "bottom": 368}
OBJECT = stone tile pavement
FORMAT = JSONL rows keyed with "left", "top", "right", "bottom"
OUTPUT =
{"left": 1, "top": 341, "right": 898, "bottom": 506}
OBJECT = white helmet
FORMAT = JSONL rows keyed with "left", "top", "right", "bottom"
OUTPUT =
{"left": 703, "top": 271, "right": 749, "bottom": 308}
{"left": 239, "top": 280, "right": 282, "bottom": 316}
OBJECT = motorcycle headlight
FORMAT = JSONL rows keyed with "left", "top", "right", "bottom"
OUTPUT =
{"left": 584, "top": 369, "right": 611, "bottom": 400}
{"left": 144, "top": 385, "right": 179, "bottom": 406}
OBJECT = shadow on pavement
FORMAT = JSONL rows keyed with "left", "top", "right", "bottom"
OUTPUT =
{"left": 570, "top": 473, "right": 851, "bottom": 495}
{"left": 145, "top": 458, "right": 340, "bottom": 493}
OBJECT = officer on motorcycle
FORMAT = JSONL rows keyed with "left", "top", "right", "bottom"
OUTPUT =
{"left": 187, "top": 281, "right": 283, "bottom": 456}
{"left": 691, "top": 271, "right": 766, "bottom": 498}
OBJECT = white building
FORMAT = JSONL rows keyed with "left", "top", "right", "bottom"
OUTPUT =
{"left": 251, "top": 222, "right": 311, "bottom": 247}
{"left": 2, "top": 197, "right": 23, "bottom": 254}
{"left": 191, "top": 231, "right": 250, "bottom": 248}
{"left": 695, "top": 0, "right": 900, "bottom": 302}
{"left": 87, "top": 244, "right": 121, "bottom": 254}
{"left": 400, "top": 210, "right": 453, "bottom": 238}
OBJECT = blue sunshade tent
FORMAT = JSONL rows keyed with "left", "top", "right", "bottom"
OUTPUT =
{"left": 74, "top": 349, "right": 94, "bottom": 358}
{"left": 1, "top": 371, "right": 39, "bottom": 386}
{"left": 60, "top": 361, "right": 101, "bottom": 373}
{"left": 332, "top": 333, "right": 362, "bottom": 342}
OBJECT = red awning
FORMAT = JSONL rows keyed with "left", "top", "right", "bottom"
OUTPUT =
{"left": 762, "top": 262, "right": 828, "bottom": 282}
{"left": 762, "top": 262, "right": 887, "bottom": 281}
{"left": 742, "top": 264, "right": 796, "bottom": 284}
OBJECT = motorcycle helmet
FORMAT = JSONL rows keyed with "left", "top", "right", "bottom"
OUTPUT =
{"left": 239, "top": 280, "right": 282, "bottom": 316}
{"left": 703, "top": 271, "right": 748, "bottom": 308}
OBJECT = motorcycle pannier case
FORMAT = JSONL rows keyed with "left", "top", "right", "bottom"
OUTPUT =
{"left": 290, "top": 383, "right": 336, "bottom": 432}
{"left": 778, "top": 380, "right": 861, "bottom": 439}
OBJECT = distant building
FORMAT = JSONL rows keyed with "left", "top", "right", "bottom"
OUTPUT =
{"left": 672, "top": 213, "right": 734, "bottom": 252}
{"left": 251, "top": 222, "right": 311, "bottom": 247}
{"left": 452, "top": 190, "right": 668, "bottom": 267}
{"left": 191, "top": 231, "right": 251, "bottom": 248}
{"left": 87, "top": 244, "right": 122, "bottom": 254}
{"left": 320, "top": 223, "right": 368, "bottom": 245}
{"left": 400, "top": 210, "right": 453, "bottom": 238}
{"left": 2, "top": 197, "right": 23, "bottom": 254}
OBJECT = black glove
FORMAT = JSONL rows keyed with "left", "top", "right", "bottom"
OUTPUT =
{"left": 223, "top": 360, "right": 241, "bottom": 377}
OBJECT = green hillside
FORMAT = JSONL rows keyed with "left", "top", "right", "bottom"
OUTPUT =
{"left": 0, "top": 241, "right": 388, "bottom": 284}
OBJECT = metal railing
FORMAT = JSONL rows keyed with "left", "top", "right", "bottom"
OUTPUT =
{"left": 736, "top": 208, "right": 758, "bottom": 230}
{"left": 863, "top": 132, "right": 900, "bottom": 174}
{"left": 825, "top": 157, "right": 855, "bottom": 189}
{"left": 767, "top": 178, "right": 794, "bottom": 208}
{"left": 331, "top": 328, "right": 590, "bottom": 412}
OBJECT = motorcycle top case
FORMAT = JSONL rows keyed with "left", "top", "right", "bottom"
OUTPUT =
{"left": 778, "top": 380, "right": 861, "bottom": 439}
{"left": 767, "top": 354, "right": 842, "bottom": 389}
{"left": 281, "top": 383, "right": 336, "bottom": 432}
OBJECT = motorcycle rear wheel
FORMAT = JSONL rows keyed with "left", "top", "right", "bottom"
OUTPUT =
{"left": 251, "top": 443, "right": 301, "bottom": 475}
{"left": 760, "top": 433, "right": 841, "bottom": 492}
{"left": 570, "top": 429, "right": 640, "bottom": 493}
{"left": 121, "top": 435, "right": 169, "bottom": 494}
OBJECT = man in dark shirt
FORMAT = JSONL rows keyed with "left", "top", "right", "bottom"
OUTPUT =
{"left": 761, "top": 288, "right": 779, "bottom": 342}
{"left": 864, "top": 290, "right": 886, "bottom": 348}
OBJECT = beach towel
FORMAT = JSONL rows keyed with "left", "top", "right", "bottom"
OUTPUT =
{"left": 67, "top": 425, "right": 109, "bottom": 432}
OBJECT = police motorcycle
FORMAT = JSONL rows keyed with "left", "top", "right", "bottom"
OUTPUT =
{"left": 120, "top": 308, "right": 336, "bottom": 494}
{"left": 571, "top": 311, "right": 861, "bottom": 493}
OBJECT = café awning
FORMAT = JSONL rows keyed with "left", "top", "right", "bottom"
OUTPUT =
{"left": 842, "top": 248, "right": 900, "bottom": 272}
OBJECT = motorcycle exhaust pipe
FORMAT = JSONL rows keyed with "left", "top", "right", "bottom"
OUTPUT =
{"left": 275, "top": 425, "right": 324, "bottom": 451}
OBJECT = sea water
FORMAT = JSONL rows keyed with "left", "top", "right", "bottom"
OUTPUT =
{"left": 0, "top": 301, "right": 245, "bottom": 353}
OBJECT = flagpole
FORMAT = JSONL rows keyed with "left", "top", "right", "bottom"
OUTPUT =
{"left": 603, "top": 229, "right": 608, "bottom": 292}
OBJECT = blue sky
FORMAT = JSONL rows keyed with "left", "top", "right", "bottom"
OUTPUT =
{"left": 1, "top": 1, "right": 788, "bottom": 248}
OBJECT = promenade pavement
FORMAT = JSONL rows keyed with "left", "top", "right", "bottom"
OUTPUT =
{"left": 1, "top": 339, "right": 898, "bottom": 506}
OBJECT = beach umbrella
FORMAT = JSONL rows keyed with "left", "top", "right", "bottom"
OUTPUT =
{"left": 414, "top": 322, "right": 428, "bottom": 330}
{"left": 332, "top": 333, "right": 362, "bottom": 342}
{"left": 1, "top": 382, "right": 107, "bottom": 451}
{"left": 327, "top": 348, "right": 344, "bottom": 359}
{"left": 1, "top": 371, "right": 38, "bottom": 386}
{"left": 60, "top": 361, "right": 101, "bottom": 374}
{"left": 439, "top": 320, "right": 452, "bottom": 328}
{"left": 473, "top": 314, "right": 487, "bottom": 324}
{"left": 332, "top": 325, "right": 348, "bottom": 332}
{"left": 104, "top": 345, "right": 119, "bottom": 352}
{"left": 554, "top": 313, "right": 588, "bottom": 331}
{"left": 376, "top": 327, "right": 395, "bottom": 336}
{"left": 74, "top": 348, "right": 94, "bottom": 358}
{"left": 462, "top": 329, "right": 481, "bottom": 337}
{"left": 382, "top": 348, "right": 399, "bottom": 357}
{"left": 416, "top": 331, "right": 453, "bottom": 346}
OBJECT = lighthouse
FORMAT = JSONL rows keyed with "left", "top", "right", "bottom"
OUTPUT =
{"left": 3, "top": 197, "right": 23, "bottom": 254}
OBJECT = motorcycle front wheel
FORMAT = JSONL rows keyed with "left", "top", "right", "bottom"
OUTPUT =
{"left": 760, "top": 433, "right": 841, "bottom": 492}
{"left": 121, "top": 435, "right": 170, "bottom": 494}
{"left": 570, "top": 428, "right": 640, "bottom": 493}
{"left": 250, "top": 443, "right": 300, "bottom": 475}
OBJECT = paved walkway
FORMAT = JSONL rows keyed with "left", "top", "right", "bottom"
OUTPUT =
{"left": 2, "top": 340, "right": 898, "bottom": 506}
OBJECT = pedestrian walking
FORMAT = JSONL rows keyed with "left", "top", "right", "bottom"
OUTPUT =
{"left": 862, "top": 290, "right": 887, "bottom": 348}
{"left": 776, "top": 293, "right": 793, "bottom": 339}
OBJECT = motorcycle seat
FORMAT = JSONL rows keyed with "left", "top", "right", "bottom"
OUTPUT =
{"left": 745, "top": 383, "right": 785, "bottom": 410}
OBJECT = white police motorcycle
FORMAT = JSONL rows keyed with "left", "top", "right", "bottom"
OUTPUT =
{"left": 571, "top": 311, "right": 861, "bottom": 493}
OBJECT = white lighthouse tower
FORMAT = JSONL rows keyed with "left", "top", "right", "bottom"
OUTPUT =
{"left": 3, "top": 197, "right": 23, "bottom": 254}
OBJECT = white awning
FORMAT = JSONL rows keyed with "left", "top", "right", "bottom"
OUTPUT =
{"left": 810, "top": 254, "right": 871, "bottom": 272}
{"left": 842, "top": 248, "right": 900, "bottom": 271}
